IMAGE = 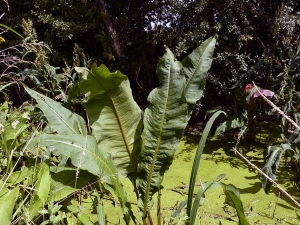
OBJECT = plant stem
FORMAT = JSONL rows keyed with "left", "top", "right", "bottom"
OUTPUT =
{"left": 233, "top": 86, "right": 300, "bottom": 208}
{"left": 272, "top": 192, "right": 280, "bottom": 219}
{"left": 148, "top": 212, "right": 153, "bottom": 225}
{"left": 252, "top": 82, "right": 300, "bottom": 130}
{"left": 233, "top": 147, "right": 300, "bottom": 208}
{"left": 157, "top": 189, "right": 162, "bottom": 225}
{"left": 7, "top": 148, "right": 14, "bottom": 173}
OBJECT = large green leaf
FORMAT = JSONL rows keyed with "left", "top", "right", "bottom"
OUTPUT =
{"left": 137, "top": 38, "right": 216, "bottom": 217}
{"left": 76, "top": 64, "right": 143, "bottom": 177}
{"left": 28, "top": 133, "right": 129, "bottom": 220}
{"left": 25, "top": 87, "right": 86, "bottom": 135}
{"left": 25, "top": 85, "right": 131, "bottom": 222}
{"left": 182, "top": 37, "right": 216, "bottom": 115}
{"left": 137, "top": 48, "right": 187, "bottom": 212}
{"left": 0, "top": 186, "right": 19, "bottom": 225}
{"left": 48, "top": 169, "right": 96, "bottom": 202}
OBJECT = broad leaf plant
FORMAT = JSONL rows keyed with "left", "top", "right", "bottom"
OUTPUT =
{"left": 1, "top": 37, "right": 219, "bottom": 224}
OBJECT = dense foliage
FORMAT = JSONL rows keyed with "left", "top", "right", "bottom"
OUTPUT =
{"left": 1, "top": 0, "right": 299, "bottom": 105}
{"left": 1, "top": 0, "right": 300, "bottom": 224}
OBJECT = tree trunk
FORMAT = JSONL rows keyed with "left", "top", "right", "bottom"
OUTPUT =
{"left": 97, "top": 0, "right": 123, "bottom": 59}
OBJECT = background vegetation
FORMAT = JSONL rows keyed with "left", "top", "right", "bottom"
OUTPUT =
{"left": 1, "top": 0, "right": 300, "bottom": 224}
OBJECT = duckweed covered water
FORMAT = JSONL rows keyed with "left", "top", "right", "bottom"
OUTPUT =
{"left": 102, "top": 132, "right": 300, "bottom": 224}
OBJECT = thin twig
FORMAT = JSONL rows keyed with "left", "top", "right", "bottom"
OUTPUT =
{"left": 288, "top": 130, "right": 300, "bottom": 134}
{"left": 135, "top": 65, "right": 144, "bottom": 91}
{"left": 272, "top": 192, "right": 280, "bottom": 219}
{"left": 3, "top": 0, "right": 10, "bottom": 11}
{"left": 231, "top": 82, "right": 300, "bottom": 208}
{"left": 252, "top": 82, "right": 300, "bottom": 130}
{"left": 0, "top": 121, "right": 44, "bottom": 193}
{"left": 233, "top": 147, "right": 300, "bottom": 208}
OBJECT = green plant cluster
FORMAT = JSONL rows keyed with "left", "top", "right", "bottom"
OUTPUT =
{"left": 0, "top": 35, "right": 253, "bottom": 224}
{"left": 1, "top": 0, "right": 300, "bottom": 224}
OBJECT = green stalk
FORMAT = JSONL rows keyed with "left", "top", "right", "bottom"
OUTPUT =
{"left": 190, "top": 181, "right": 214, "bottom": 224}
{"left": 157, "top": 189, "right": 162, "bottom": 225}
{"left": 142, "top": 137, "right": 162, "bottom": 225}
{"left": 186, "top": 111, "right": 225, "bottom": 224}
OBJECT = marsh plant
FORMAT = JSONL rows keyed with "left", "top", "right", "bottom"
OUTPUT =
{"left": 0, "top": 37, "right": 250, "bottom": 225}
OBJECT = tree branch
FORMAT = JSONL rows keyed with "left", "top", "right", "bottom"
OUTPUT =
{"left": 234, "top": 147, "right": 300, "bottom": 208}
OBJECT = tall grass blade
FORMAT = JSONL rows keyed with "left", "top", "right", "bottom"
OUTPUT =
{"left": 28, "top": 163, "right": 51, "bottom": 219}
{"left": 0, "top": 82, "right": 14, "bottom": 92}
{"left": 186, "top": 110, "right": 225, "bottom": 223}
{"left": 190, "top": 181, "right": 214, "bottom": 224}
{"left": 0, "top": 24, "right": 24, "bottom": 38}
{"left": 95, "top": 190, "right": 106, "bottom": 225}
